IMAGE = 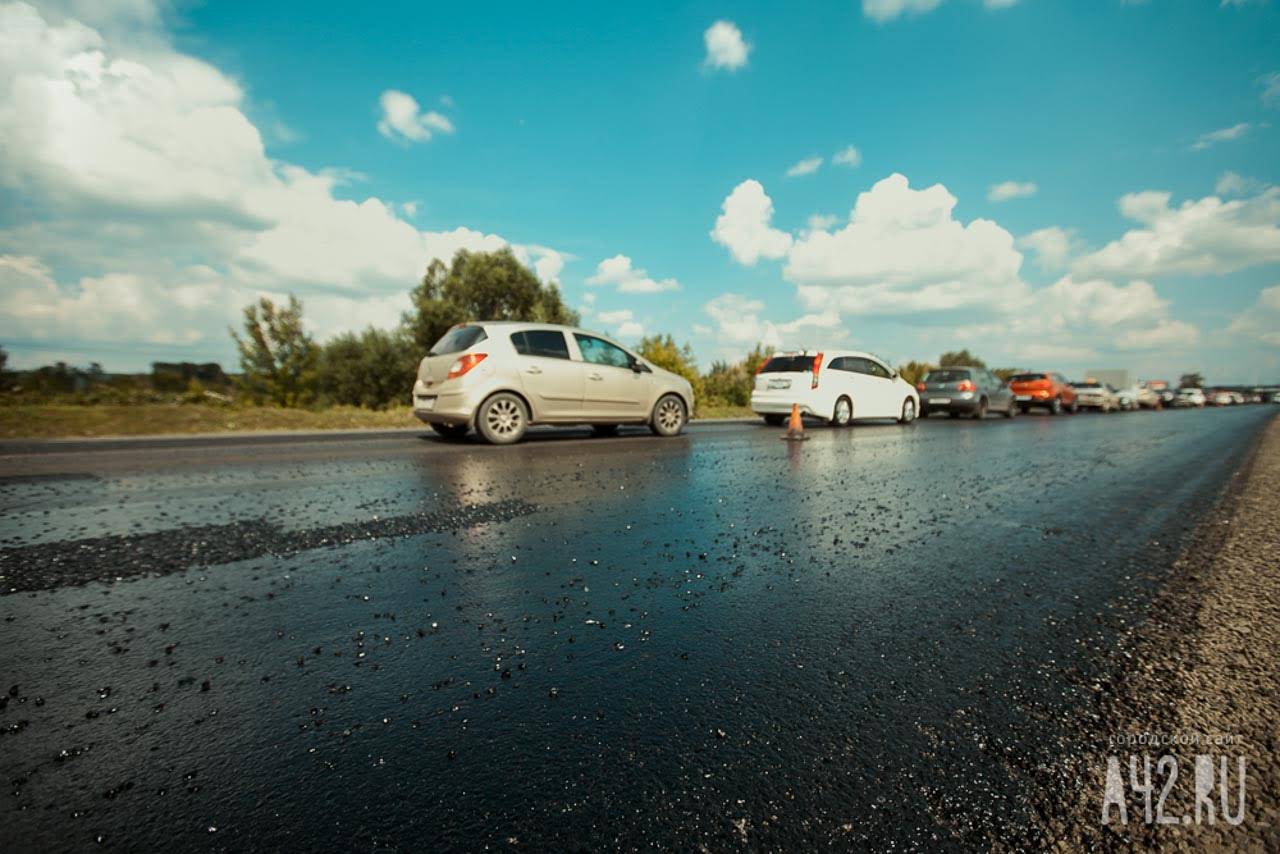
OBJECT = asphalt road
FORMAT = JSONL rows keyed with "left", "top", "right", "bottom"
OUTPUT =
{"left": 0, "top": 407, "right": 1274, "bottom": 851}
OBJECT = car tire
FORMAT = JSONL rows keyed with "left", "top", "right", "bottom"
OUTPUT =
{"left": 918, "top": 406, "right": 930, "bottom": 419}
{"left": 832, "top": 396, "right": 853, "bottom": 427}
{"left": 899, "top": 397, "right": 917, "bottom": 424}
{"left": 1049, "top": 397, "right": 1062, "bottom": 416}
{"left": 1019, "top": 404, "right": 1030, "bottom": 414}
{"left": 650, "top": 394, "right": 687, "bottom": 437}
{"left": 763, "top": 414, "right": 785, "bottom": 426}
{"left": 1004, "top": 399, "right": 1017, "bottom": 418}
{"left": 591, "top": 424, "right": 619, "bottom": 437}
{"left": 972, "top": 398, "right": 988, "bottom": 420}
{"left": 1068, "top": 399, "right": 1079, "bottom": 414}
{"left": 476, "top": 392, "right": 529, "bottom": 445}
{"left": 430, "top": 422, "right": 469, "bottom": 440}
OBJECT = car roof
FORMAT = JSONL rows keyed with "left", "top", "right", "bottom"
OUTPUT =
{"left": 770, "top": 349, "right": 888, "bottom": 363}
{"left": 469, "top": 320, "right": 632, "bottom": 346}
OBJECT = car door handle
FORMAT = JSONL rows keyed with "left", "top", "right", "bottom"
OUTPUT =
{"left": 588, "top": 372, "right": 603, "bottom": 381}
{"left": 525, "top": 366, "right": 542, "bottom": 375}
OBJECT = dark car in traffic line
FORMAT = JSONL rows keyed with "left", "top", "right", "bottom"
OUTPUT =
{"left": 1008, "top": 371, "right": 1078, "bottom": 415}
{"left": 917, "top": 367, "right": 1017, "bottom": 419}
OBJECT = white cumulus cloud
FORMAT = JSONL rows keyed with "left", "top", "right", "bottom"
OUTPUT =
{"left": 862, "top": 0, "right": 943, "bottom": 23}
{"left": 586, "top": 254, "right": 678, "bottom": 293}
{"left": 703, "top": 293, "right": 841, "bottom": 350}
{"left": 833, "top": 145, "right": 862, "bottom": 168}
{"left": 987, "top": 180, "right": 1038, "bottom": 202}
{"left": 785, "top": 156, "right": 823, "bottom": 177}
{"left": 1072, "top": 186, "right": 1280, "bottom": 278}
{"left": 1191, "top": 122, "right": 1251, "bottom": 151}
{"left": 703, "top": 20, "right": 750, "bottom": 71}
{"left": 783, "top": 173, "right": 1028, "bottom": 315}
{"left": 1227, "top": 285, "right": 1280, "bottom": 347}
{"left": 710, "top": 180, "right": 793, "bottom": 265}
{"left": 376, "top": 90, "right": 454, "bottom": 144}
{"left": 1017, "top": 226, "right": 1074, "bottom": 271}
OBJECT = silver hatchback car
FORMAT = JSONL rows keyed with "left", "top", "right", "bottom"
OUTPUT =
{"left": 412, "top": 322, "right": 694, "bottom": 444}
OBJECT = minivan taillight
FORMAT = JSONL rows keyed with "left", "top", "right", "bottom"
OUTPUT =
{"left": 812, "top": 352, "right": 824, "bottom": 389}
{"left": 447, "top": 353, "right": 487, "bottom": 379}
{"left": 957, "top": 379, "right": 976, "bottom": 392}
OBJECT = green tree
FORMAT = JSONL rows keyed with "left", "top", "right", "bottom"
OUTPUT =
{"left": 992, "top": 367, "right": 1018, "bottom": 382}
{"left": 1179, "top": 372, "right": 1204, "bottom": 389}
{"left": 231, "top": 294, "right": 318, "bottom": 407}
{"left": 403, "top": 249, "right": 578, "bottom": 354}
{"left": 318, "top": 327, "right": 418, "bottom": 409}
{"left": 703, "top": 360, "right": 750, "bottom": 406}
{"left": 897, "top": 360, "right": 935, "bottom": 386}
{"left": 938, "top": 349, "right": 986, "bottom": 369}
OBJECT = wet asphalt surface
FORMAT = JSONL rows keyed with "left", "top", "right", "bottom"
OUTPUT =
{"left": 0, "top": 407, "right": 1274, "bottom": 851}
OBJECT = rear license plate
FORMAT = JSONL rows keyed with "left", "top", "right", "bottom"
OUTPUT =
{"left": 767, "top": 378, "right": 791, "bottom": 390}
{"left": 930, "top": 397, "right": 951, "bottom": 405}
{"left": 1015, "top": 395, "right": 1031, "bottom": 402}
{"left": 417, "top": 397, "right": 436, "bottom": 411}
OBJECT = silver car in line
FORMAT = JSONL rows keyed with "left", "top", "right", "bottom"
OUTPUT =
{"left": 411, "top": 322, "right": 694, "bottom": 444}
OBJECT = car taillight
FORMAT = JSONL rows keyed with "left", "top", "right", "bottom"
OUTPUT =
{"left": 811, "top": 352, "right": 824, "bottom": 389}
{"left": 957, "top": 379, "right": 976, "bottom": 392}
{"left": 447, "top": 352, "right": 487, "bottom": 379}
{"left": 755, "top": 360, "right": 768, "bottom": 375}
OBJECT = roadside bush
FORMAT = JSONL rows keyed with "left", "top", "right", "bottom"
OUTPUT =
{"left": 318, "top": 328, "right": 418, "bottom": 409}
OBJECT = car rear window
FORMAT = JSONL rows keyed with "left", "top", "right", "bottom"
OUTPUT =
{"left": 1009, "top": 373, "right": 1046, "bottom": 382}
{"left": 429, "top": 325, "right": 487, "bottom": 356}
{"left": 924, "top": 369, "right": 970, "bottom": 382}
{"left": 760, "top": 355, "right": 816, "bottom": 373}
{"left": 511, "top": 330, "right": 570, "bottom": 359}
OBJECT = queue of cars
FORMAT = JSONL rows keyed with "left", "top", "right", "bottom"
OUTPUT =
{"left": 409, "top": 323, "right": 1262, "bottom": 443}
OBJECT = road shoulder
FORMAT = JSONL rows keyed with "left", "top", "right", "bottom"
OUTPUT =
{"left": 1026, "top": 413, "right": 1280, "bottom": 850}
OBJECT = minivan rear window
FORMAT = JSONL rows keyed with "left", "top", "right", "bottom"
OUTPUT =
{"left": 924, "top": 369, "right": 971, "bottom": 383}
{"left": 1009, "top": 373, "right": 1047, "bottom": 382}
{"left": 429, "top": 325, "right": 487, "bottom": 356}
{"left": 760, "top": 355, "right": 816, "bottom": 373}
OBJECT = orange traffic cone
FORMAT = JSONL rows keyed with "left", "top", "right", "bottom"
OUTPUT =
{"left": 782, "top": 403, "right": 807, "bottom": 441}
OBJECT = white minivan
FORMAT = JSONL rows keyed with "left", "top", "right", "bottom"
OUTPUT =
{"left": 750, "top": 349, "right": 920, "bottom": 426}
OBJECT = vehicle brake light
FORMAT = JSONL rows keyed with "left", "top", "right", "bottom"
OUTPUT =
{"left": 957, "top": 379, "right": 976, "bottom": 392}
{"left": 447, "top": 352, "right": 487, "bottom": 379}
{"left": 916, "top": 382, "right": 926, "bottom": 392}
{"left": 811, "top": 352, "right": 824, "bottom": 389}
{"left": 756, "top": 359, "right": 768, "bottom": 375}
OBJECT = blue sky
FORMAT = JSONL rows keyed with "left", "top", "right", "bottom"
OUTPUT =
{"left": 2, "top": 0, "right": 1279, "bottom": 382}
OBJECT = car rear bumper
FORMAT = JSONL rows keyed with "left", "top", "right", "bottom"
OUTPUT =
{"left": 920, "top": 393, "right": 978, "bottom": 413}
{"left": 412, "top": 379, "right": 480, "bottom": 425}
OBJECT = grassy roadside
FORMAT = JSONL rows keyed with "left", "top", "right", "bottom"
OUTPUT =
{"left": 0, "top": 402, "right": 758, "bottom": 439}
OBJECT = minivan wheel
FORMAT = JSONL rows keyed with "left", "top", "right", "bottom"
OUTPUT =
{"left": 650, "top": 394, "right": 687, "bottom": 437}
{"left": 1049, "top": 397, "right": 1062, "bottom": 416}
{"left": 899, "top": 398, "right": 916, "bottom": 424}
{"left": 476, "top": 392, "right": 528, "bottom": 445}
{"left": 972, "top": 398, "right": 988, "bottom": 420}
{"left": 430, "top": 422, "right": 469, "bottom": 440}
{"left": 832, "top": 396, "right": 853, "bottom": 427}
{"left": 591, "top": 424, "right": 619, "bottom": 437}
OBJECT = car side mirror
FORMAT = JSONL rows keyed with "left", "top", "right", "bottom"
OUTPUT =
{"left": 631, "top": 360, "right": 649, "bottom": 373}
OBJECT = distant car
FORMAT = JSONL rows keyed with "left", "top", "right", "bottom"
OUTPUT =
{"left": 1113, "top": 385, "right": 1138, "bottom": 411}
{"left": 750, "top": 349, "right": 920, "bottom": 426}
{"left": 917, "top": 367, "right": 1017, "bottom": 419}
{"left": 1210, "top": 390, "right": 1233, "bottom": 406}
{"left": 1130, "top": 385, "right": 1162, "bottom": 409}
{"left": 1175, "top": 388, "right": 1207, "bottom": 408}
{"left": 1072, "top": 380, "right": 1120, "bottom": 412}
{"left": 1157, "top": 388, "right": 1178, "bottom": 407}
{"left": 411, "top": 322, "right": 694, "bottom": 444}
{"left": 1008, "top": 371, "right": 1078, "bottom": 415}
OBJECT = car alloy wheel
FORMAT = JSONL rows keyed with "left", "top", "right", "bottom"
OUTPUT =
{"left": 650, "top": 394, "right": 687, "bottom": 437}
{"left": 833, "top": 396, "right": 853, "bottom": 427}
{"left": 899, "top": 398, "right": 916, "bottom": 424}
{"left": 972, "top": 398, "right": 987, "bottom": 420}
{"left": 1049, "top": 397, "right": 1062, "bottom": 415}
{"left": 478, "top": 393, "right": 528, "bottom": 444}
{"left": 1004, "top": 399, "right": 1017, "bottom": 418}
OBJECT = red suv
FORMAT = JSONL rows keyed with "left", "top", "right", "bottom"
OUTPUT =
{"left": 1008, "top": 372, "right": 1078, "bottom": 415}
